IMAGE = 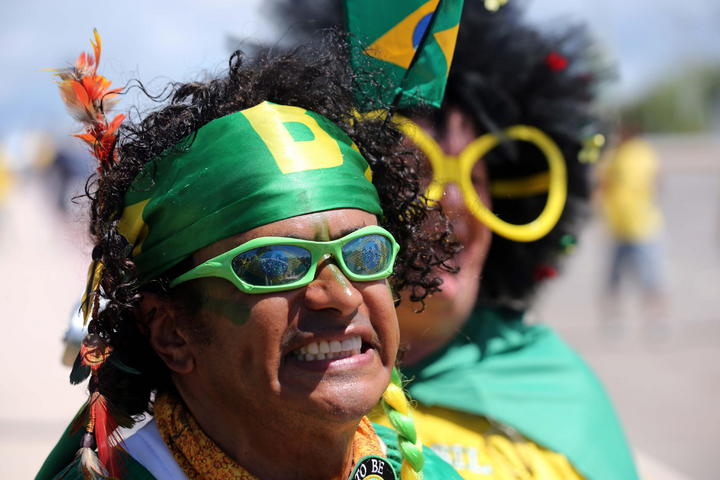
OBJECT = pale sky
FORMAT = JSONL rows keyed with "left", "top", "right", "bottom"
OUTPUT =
{"left": 2, "top": 0, "right": 719, "bottom": 134}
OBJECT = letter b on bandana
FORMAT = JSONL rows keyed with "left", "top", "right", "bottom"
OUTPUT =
{"left": 243, "top": 102, "right": 344, "bottom": 173}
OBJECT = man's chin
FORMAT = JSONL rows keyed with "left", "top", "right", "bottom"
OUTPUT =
{"left": 278, "top": 359, "right": 390, "bottom": 416}
{"left": 291, "top": 378, "right": 388, "bottom": 424}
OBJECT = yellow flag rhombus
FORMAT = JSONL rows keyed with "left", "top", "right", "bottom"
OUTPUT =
{"left": 364, "top": 0, "right": 441, "bottom": 69}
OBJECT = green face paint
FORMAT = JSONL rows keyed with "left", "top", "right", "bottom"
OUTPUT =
{"left": 327, "top": 263, "right": 353, "bottom": 298}
{"left": 116, "top": 102, "right": 382, "bottom": 282}
{"left": 314, "top": 220, "right": 332, "bottom": 242}
{"left": 200, "top": 294, "right": 252, "bottom": 326}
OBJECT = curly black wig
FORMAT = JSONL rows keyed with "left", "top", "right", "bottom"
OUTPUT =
{"left": 84, "top": 33, "right": 457, "bottom": 419}
{"left": 268, "top": 0, "right": 605, "bottom": 309}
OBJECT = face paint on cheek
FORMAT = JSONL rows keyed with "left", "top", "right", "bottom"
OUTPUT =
{"left": 200, "top": 294, "right": 253, "bottom": 326}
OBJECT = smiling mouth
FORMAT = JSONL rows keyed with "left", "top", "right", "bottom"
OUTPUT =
{"left": 291, "top": 336, "right": 364, "bottom": 362}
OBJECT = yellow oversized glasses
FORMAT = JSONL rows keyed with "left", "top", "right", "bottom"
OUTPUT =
{"left": 394, "top": 116, "right": 567, "bottom": 242}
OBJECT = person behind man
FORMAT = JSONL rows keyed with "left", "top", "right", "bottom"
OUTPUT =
{"left": 36, "top": 31, "right": 462, "bottom": 480}
{"left": 598, "top": 122, "right": 667, "bottom": 325}
{"left": 268, "top": 2, "right": 638, "bottom": 479}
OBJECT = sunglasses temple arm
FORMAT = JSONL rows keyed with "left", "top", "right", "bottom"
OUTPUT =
{"left": 170, "top": 261, "right": 227, "bottom": 288}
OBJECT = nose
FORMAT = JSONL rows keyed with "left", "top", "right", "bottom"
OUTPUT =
{"left": 440, "top": 183, "right": 469, "bottom": 219}
{"left": 303, "top": 258, "right": 363, "bottom": 316}
{"left": 439, "top": 183, "right": 476, "bottom": 245}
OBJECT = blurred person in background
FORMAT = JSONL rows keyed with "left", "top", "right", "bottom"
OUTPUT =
{"left": 0, "top": 147, "right": 13, "bottom": 224}
{"left": 45, "top": 140, "right": 93, "bottom": 215}
{"left": 270, "top": 1, "right": 638, "bottom": 478}
{"left": 0, "top": 130, "right": 55, "bottom": 227}
{"left": 598, "top": 122, "right": 667, "bottom": 325}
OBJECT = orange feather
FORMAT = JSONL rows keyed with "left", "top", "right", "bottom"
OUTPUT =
{"left": 73, "top": 133, "right": 96, "bottom": 147}
{"left": 91, "top": 29, "right": 102, "bottom": 74}
{"left": 52, "top": 29, "right": 124, "bottom": 171}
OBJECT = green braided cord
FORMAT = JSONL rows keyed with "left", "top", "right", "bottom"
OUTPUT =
{"left": 382, "top": 367, "right": 425, "bottom": 476}
{"left": 390, "top": 366, "right": 403, "bottom": 386}
{"left": 385, "top": 409, "right": 417, "bottom": 445}
{"left": 396, "top": 435, "right": 425, "bottom": 472}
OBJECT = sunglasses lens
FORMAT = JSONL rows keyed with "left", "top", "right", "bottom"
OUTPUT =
{"left": 342, "top": 234, "right": 393, "bottom": 277}
{"left": 232, "top": 245, "right": 312, "bottom": 286}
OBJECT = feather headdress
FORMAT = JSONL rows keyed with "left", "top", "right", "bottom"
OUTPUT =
{"left": 52, "top": 30, "right": 129, "bottom": 479}
{"left": 53, "top": 29, "right": 125, "bottom": 172}
{"left": 53, "top": 29, "right": 125, "bottom": 326}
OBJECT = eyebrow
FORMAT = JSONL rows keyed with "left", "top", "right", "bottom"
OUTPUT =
{"left": 237, "top": 225, "right": 369, "bottom": 247}
{"left": 337, "top": 226, "right": 362, "bottom": 238}
{"left": 306, "top": 225, "right": 365, "bottom": 241}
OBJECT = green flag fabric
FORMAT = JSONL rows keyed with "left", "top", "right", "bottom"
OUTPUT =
{"left": 117, "top": 101, "right": 381, "bottom": 282}
{"left": 401, "top": 306, "right": 639, "bottom": 480}
{"left": 345, "top": 0, "right": 463, "bottom": 110}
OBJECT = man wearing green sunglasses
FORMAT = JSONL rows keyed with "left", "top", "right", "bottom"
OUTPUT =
{"left": 171, "top": 225, "right": 399, "bottom": 294}
{"left": 38, "top": 35, "right": 461, "bottom": 480}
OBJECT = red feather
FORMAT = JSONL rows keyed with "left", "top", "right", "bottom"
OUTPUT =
{"left": 73, "top": 133, "right": 96, "bottom": 146}
{"left": 51, "top": 29, "right": 124, "bottom": 171}
{"left": 91, "top": 394, "right": 123, "bottom": 479}
{"left": 106, "top": 114, "right": 125, "bottom": 133}
{"left": 53, "top": 31, "right": 131, "bottom": 480}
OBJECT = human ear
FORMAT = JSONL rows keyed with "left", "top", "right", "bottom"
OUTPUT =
{"left": 138, "top": 293, "right": 196, "bottom": 375}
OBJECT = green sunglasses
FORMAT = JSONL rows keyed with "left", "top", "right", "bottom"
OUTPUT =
{"left": 170, "top": 225, "right": 400, "bottom": 294}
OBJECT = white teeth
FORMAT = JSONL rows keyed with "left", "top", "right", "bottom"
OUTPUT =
{"left": 294, "top": 336, "right": 363, "bottom": 362}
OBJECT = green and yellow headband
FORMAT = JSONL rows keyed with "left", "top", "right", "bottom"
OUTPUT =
{"left": 117, "top": 101, "right": 382, "bottom": 281}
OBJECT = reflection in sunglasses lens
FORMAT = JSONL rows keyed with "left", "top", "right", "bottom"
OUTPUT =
{"left": 232, "top": 245, "right": 312, "bottom": 286}
{"left": 342, "top": 235, "right": 392, "bottom": 276}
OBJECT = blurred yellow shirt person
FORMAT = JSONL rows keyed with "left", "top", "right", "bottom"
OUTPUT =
{"left": 600, "top": 137, "right": 663, "bottom": 242}
{"left": 599, "top": 132, "right": 667, "bottom": 320}
{"left": 0, "top": 150, "right": 13, "bottom": 210}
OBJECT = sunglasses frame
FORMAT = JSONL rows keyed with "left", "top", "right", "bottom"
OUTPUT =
{"left": 169, "top": 225, "right": 400, "bottom": 294}
{"left": 394, "top": 115, "right": 567, "bottom": 243}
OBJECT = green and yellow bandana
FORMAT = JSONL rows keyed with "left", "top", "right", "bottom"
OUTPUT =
{"left": 116, "top": 101, "right": 382, "bottom": 281}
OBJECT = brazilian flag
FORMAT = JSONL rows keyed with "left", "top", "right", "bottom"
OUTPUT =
{"left": 345, "top": 0, "right": 463, "bottom": 110}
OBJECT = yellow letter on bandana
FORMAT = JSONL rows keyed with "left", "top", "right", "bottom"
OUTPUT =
{"left": 242, "top": 102, "right": 344, "bottom": 174}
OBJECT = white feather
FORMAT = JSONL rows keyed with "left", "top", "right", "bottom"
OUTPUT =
{"left": 78, "top": 447, "right": 109, "bottom": 480}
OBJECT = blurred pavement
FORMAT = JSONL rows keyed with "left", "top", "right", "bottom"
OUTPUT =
{"left": 0, "top": 177, "right": 88, "bottom": 479}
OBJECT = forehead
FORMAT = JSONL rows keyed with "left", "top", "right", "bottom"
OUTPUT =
{"left": 194, "top": 209, "right": 378, "bottom": 263}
